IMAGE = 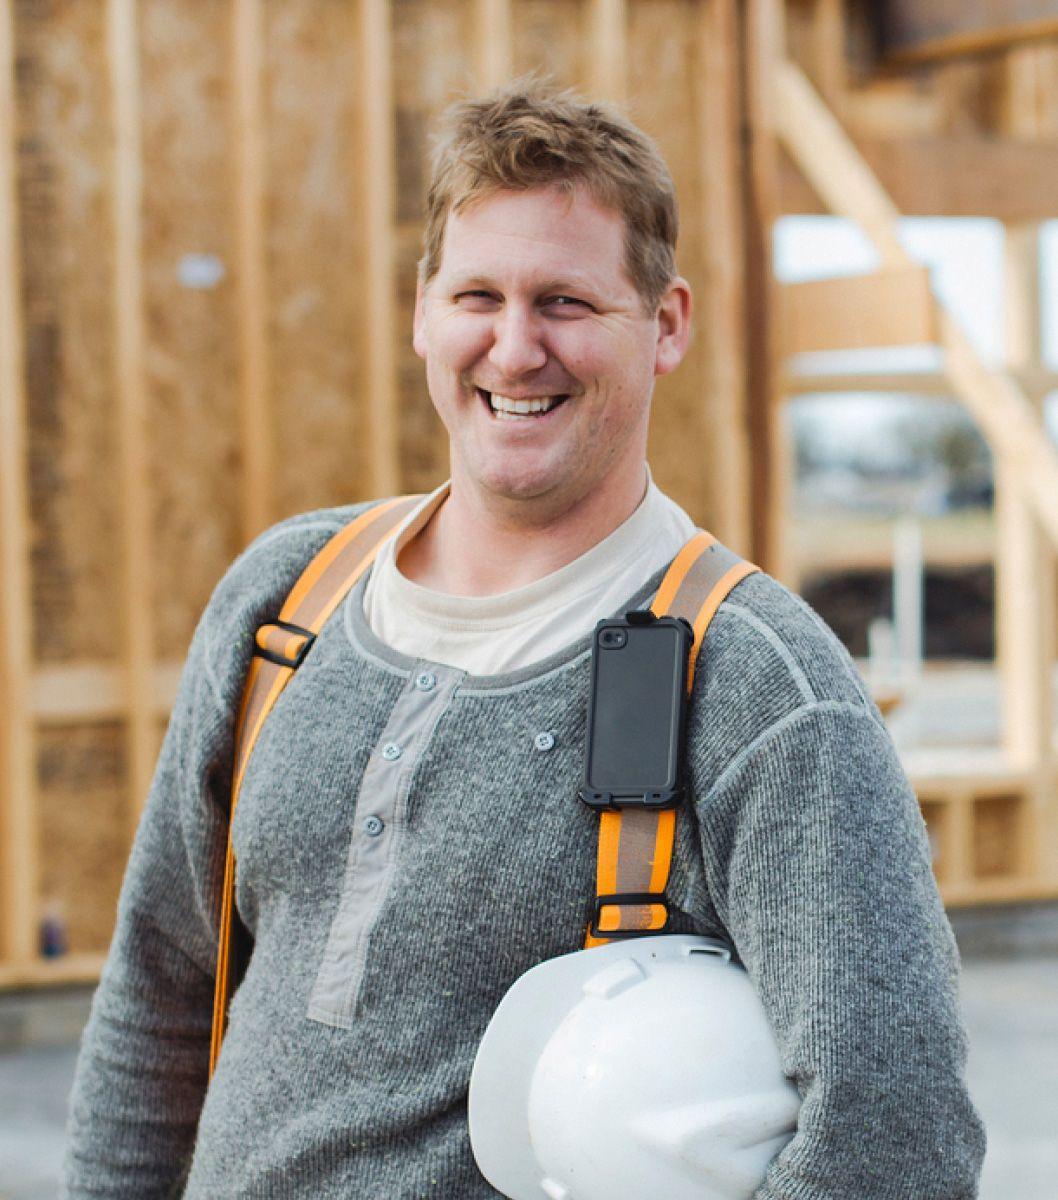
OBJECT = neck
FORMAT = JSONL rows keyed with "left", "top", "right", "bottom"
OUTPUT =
{"left": 398, "top": 468, "right": 649, "bottom": 596}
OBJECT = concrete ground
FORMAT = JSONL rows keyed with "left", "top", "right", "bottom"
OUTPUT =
{"left": 1, "top": 952, "right": 1056, "bottom": 1199}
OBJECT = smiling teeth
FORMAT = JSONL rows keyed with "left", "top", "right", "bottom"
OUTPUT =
{"left": 489, "top": 393, "right": 562, "bottom": 416}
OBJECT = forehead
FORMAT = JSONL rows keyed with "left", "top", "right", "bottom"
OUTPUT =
{"left": 437, "top": 186, "right": 633, "bottom": 291}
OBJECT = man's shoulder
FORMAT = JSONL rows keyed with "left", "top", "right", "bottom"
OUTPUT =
{"left": 191, "top": 499, "right": 384, "bottom": 710}
{"left": 688, "top": 568, "right": 880, "bottom": 762}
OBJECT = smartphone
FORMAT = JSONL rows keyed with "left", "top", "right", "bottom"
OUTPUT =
{"left": 579, "top": 613, "right": 693, "bottom": 810}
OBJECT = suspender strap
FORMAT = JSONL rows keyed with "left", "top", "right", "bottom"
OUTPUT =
{"left": 210, "top": 494, "right": 420, "bottom": 1074}
{"left": 585, "top": 532, "right": 758, "bottom": 948}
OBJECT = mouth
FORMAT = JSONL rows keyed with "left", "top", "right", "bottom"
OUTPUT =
{"left": 476, "top": 387, "right": 570, "bottom": 421}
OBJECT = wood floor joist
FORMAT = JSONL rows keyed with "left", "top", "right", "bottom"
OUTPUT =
{"left": 780, "top": 265, "right": 936, "bottom": 356}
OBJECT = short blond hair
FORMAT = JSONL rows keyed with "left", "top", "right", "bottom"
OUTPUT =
{"left": 420, "top": 79, "right": 679, "bottom": 314}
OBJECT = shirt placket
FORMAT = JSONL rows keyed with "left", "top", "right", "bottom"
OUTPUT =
{"left": 307, "top": 662, "right": 463, "bottom": 1028}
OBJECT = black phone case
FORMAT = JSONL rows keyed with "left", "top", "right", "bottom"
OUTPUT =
{"left": 578, "top": 613, "right": 693, "bottom": 811}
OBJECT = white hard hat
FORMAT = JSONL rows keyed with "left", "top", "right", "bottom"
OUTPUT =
{"left": 469, "top": 934, "right": 800, "bottom": 1200}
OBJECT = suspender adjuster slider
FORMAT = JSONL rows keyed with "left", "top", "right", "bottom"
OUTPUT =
{"left": 589, "top": 892, "right": 670, "bottom": 941}
{"left": 254, "top": 619, "right": 316, "bottom": 670}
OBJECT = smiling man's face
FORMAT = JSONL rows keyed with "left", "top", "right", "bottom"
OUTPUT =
{"left": 413, "top": 186, "right": 689, "bottom": 524}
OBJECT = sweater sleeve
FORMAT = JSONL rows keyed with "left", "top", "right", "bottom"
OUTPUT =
{"left": 61, "top": 608, "right": 233, "bottom": 1198}
{"left": 693, "top": 700, "right": 986, "bottom": 1199}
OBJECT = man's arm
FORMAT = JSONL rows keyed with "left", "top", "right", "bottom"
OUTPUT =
{"left": 694, "top": 694, "right": 986, "bottom": 1198}
{"left": 62, "top": 610, "right": 231, "bottom": 1197}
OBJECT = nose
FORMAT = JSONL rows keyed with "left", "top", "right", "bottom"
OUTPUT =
{"left": 487, "top": 305, "right": 548, "bottom": 379}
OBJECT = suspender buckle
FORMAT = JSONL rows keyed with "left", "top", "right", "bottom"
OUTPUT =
{"left": 254, "top": 619, "right": 316, "bottom": 669}
{"left": 589, "top": 892, "right": 670, "bottom": 941}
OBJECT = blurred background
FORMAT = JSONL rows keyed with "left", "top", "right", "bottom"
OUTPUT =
{"left": 1, "top": 0, "right": 1057, "bottom": 1196}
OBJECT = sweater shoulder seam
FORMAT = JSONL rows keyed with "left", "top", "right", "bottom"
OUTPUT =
{"left": 701, "top": 698, "right": 880, "bottom": 807}
{"left": 718, "top": 599, "right": 817, "bottom": 704}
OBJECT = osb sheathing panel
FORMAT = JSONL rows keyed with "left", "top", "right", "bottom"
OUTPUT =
{"left": 140, "top": 0, "right": 243, "bottom": 659}
{"left": 37, "top": 725, "right": 128, "bottom": 953}
{"left": 16, "top": 1, "right": 123, "bottom": 664}
{"left": 629, "top": 0, "right": 713, "bottom": 527}
{"left": 393, "top": 0, "right": 475, "bottom": 495}
{"left": 512, "top": 0, "right": 590, "bottom": 85}
{"left": 265, "top": 0, "right": 370, "bottom": 518}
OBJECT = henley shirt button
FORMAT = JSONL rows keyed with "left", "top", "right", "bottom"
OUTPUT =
{"left": 381, "top": 742, "right": 402, "bottom": 761}
{"left": 363, "top": 815, "right": 385, "bottom": 837}
{"left": 534, "top": 731, "right": 556, "bottom": 752}
{"left": 415, "top": 672, "right": 436, "bottom": 692}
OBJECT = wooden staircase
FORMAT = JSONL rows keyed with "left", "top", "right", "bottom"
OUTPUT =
{"left": 771, "top": 58, "right": 1058, "bottom": 905}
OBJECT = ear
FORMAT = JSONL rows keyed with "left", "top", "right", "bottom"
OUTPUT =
{"left": 413, "top": 275, "right": 428, "bottom": 360}
{"left": 653, "top": 277, "right": 692, "bottom": 377}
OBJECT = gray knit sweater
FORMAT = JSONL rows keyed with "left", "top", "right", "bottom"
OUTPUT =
{"left": 63, "top": 502, "right": 985, "bottom": 1198}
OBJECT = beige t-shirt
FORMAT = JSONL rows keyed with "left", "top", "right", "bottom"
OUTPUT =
{"left": 362, "top": 471, "right": 698, "bottom": 676}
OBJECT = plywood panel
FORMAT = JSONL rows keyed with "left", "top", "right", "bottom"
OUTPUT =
{"left": 36, "top": 724, "right": 128, "bottom": 953}
{"left": 511, "top": 0, "right": 589, "bottom": 87}
{"left": 137, "top": 0, "right": 239, "bottom": 652}
{"left": 265, "top": 0, "right": 368, "bottom": 516}
{"left": 16, "top": 1, "right": 122, "bottom": 663}
{"left": 628, "top": 0, "right": 711, "bottom": 527}
{"left": 393, "top": 0, "right": 475, "bottom": 494}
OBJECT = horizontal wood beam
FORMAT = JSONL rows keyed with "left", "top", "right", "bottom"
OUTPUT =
{"left": 0, "top": 951, "right": 107, "bottom": 990}
{"left": 779, "top": 133, "right": 1058, "bottom": 223}
{"left": 877, "top": 2, "right": 1058, "bottom": 66}
{"left": 780, "top": 266, "right": 936, "bottom": 356}
{"left": 785, "top": 365, "right": 1058, "bottom": 399}
{"left": 791, "top": 512, "right": 994, "bottom": 573}
{"left": 783, "top": 369, "right": 953, "bottom": 395}
{"left": 31, "top": 662, "right": 182, "bottom": 724}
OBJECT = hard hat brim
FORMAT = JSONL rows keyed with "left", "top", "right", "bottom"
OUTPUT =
{"left": 468, "top": 934, "right": 730, "bottom": 1200}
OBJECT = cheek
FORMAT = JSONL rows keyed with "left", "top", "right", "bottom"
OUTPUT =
{"left": 566, "top": 332, "right": 650, "bottom": 398}
{"left": 430, "top": 315, "right": 492, "bottom": 371}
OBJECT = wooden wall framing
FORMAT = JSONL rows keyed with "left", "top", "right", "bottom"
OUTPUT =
{"left": 2, "top": 0, "right": 1058, "bottom": 987}
{"left": 0, "top": 0, "right": 755, "bottom": 986}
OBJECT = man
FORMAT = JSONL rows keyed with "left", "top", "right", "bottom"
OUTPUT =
{"left": 65, "top": 82, "right": 984, "bottom": 1197}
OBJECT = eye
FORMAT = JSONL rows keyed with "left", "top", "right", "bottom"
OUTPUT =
{"left": 544, "top": 295, "right": 593, "bottom": 313}
{"left": 451, "top": 289, "right": 496, "bottom": 304}
{"left": 454, "top": 290, "right": 500, "bottom": 311}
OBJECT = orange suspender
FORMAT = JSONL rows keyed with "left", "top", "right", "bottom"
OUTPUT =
{"left": 585, "top": 532, "right": 758, "bottom": 947}
{"left": 210, "top": 495, "right": 421, "bottom": 1075}
{"left": 209, "top": 511, "right": 756, "bottom": 1071}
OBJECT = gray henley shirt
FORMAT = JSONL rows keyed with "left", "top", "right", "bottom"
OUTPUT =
{"left": 63, "top": 501, "right": 986, "bottom": 1198}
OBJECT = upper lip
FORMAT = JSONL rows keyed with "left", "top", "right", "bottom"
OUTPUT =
{"left": 475, "top": 386, "right": 572, "bottom": 399}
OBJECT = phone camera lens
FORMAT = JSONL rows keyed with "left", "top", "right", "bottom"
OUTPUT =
{"left": 600, "top": 628, "right": 626, "bottom": 648}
